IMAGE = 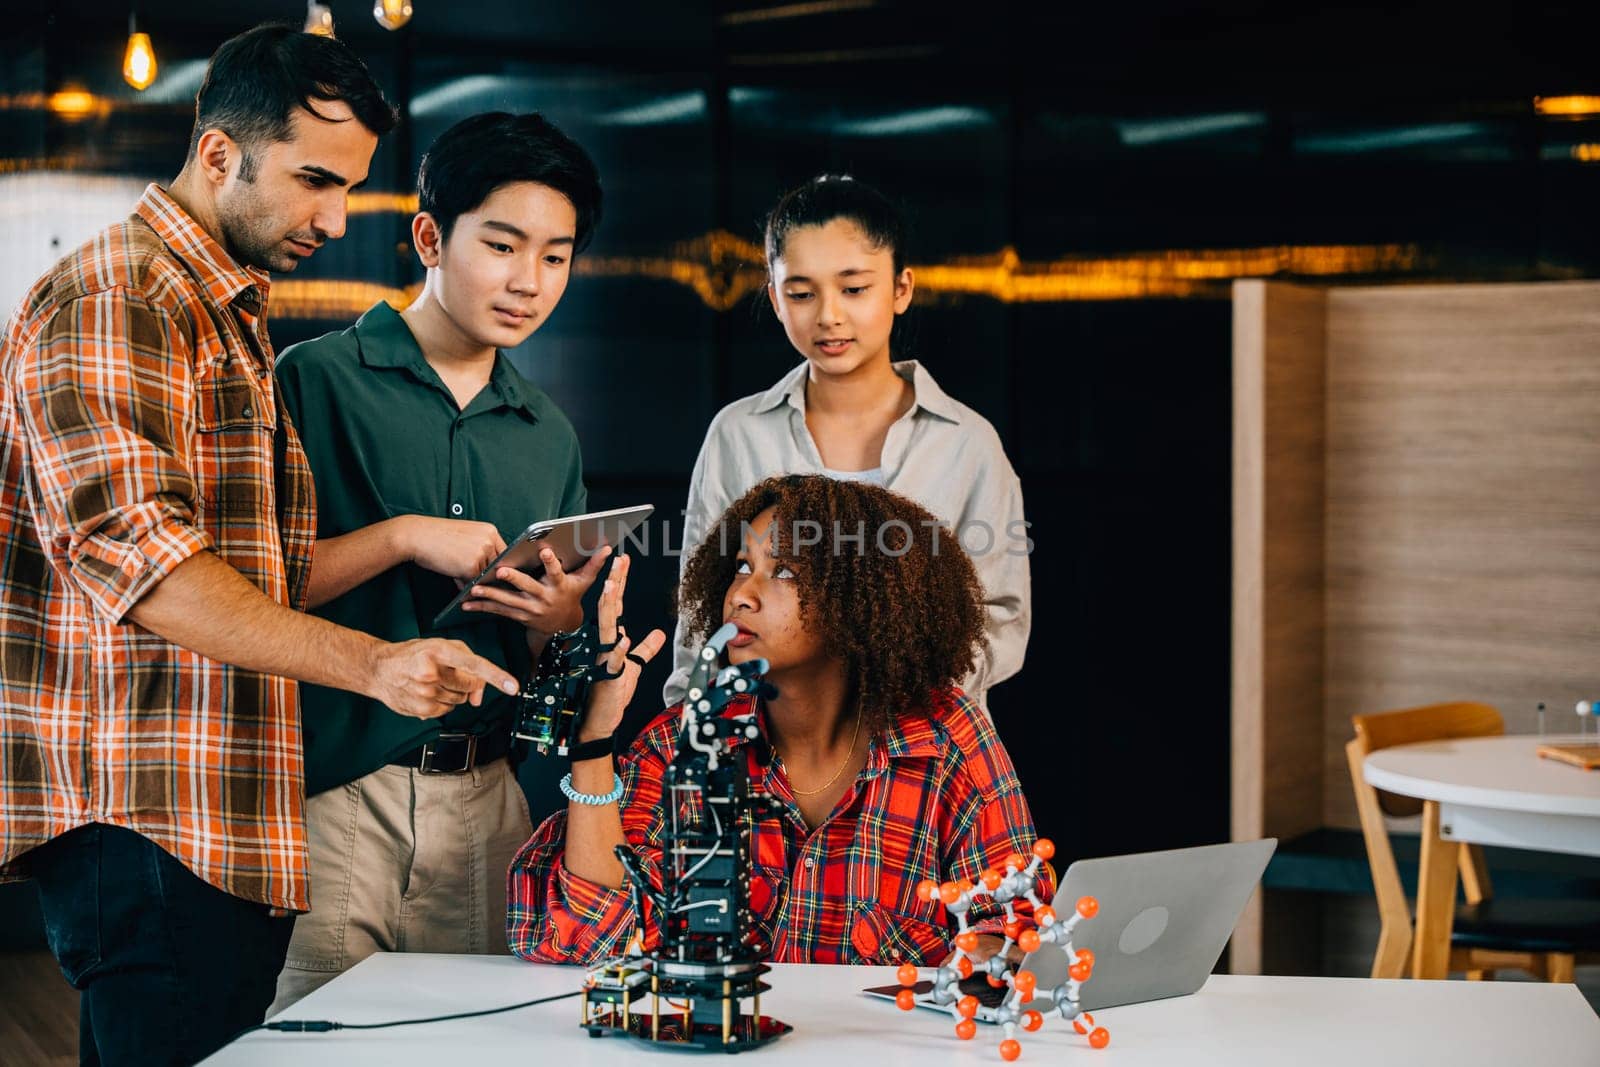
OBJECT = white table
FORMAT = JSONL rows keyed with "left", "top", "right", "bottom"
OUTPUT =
{"left": 1365, "top": 733, "right": 1600, "bottom": 979}
{"left": 203, "top": 953, "right": 1600, "bottom": 1065}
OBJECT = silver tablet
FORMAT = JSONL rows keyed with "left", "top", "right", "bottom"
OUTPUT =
{"left": 430, "top": 504, "right": 653, "bottom": 629}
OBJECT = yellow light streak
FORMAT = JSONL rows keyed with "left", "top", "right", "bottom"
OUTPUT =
{"left": 46, "top": 90, "right": 104, "bottom": 119}
{"left": 1535, "top": 95, "right": 1600, "bottom": 118}
{"left": 272, "top": 280, "right": 417, "bottom": 319}
{"left": 347, "top": 191, "right": 419, "bottom": 215}
{"left": 227, "top": 235, "right": 1430, "bottom": 320}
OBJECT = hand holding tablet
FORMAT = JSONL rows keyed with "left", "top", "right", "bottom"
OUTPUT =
{"left": 431, "top": 505, "right": 653, "bottom": 629}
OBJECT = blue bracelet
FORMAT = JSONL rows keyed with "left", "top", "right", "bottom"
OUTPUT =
{"left": 560, "top": 771, "right": 624, "bottom": 806}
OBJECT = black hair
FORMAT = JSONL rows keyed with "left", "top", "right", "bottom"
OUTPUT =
{"left": 417, "top": 112, "right": 603, "bottom": 251}
{"left": 189, "top": 24, "right": 398, "bottom": 174}
{"left": 763, "top": 174, "right": 908, "bottom": 275}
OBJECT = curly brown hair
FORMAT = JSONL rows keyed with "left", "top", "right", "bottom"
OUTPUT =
{"left": 675, "top": 475, "right": 988, "bottom": 729}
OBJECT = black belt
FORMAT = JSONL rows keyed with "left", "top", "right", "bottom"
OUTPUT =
{"left": 389, "top": 730, "right": 512, "bottom": 774}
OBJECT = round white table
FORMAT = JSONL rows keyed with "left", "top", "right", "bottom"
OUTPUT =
{"left": 1364, "top": 733, "right": 1600, "bottom": 979}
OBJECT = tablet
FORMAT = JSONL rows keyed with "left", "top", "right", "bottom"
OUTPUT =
{"left": 430, "top": 504, "right": 653, "bottom": 629}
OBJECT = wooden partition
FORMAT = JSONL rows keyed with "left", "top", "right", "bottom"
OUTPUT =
{"left": 1230, "top": 278, "right": 1600, "bottom": 972}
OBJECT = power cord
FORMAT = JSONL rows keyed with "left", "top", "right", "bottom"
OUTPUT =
{"left": 227, "top": 989, "right": 583, "bottom": 1043}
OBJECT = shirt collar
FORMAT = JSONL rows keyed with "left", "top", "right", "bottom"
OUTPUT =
{"left": 353, "top": 301, "right": 542, "bottom": 421}
{"left": 134, "top": 184, "right": 268, "bottom": 312}
{"left": 751, "top": 359, "right": 963, "bottom": 425}
{"left": 714, "top": 693, "right": 946, "bottom": 763}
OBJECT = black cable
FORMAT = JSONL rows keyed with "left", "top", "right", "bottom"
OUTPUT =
{"left": 227, "top": 988, "right": 584, "bottom": 1044}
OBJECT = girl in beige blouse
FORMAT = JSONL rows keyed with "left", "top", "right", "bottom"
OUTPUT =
{"left": 667, "top": 175, "right": 1031, "bottom": 711}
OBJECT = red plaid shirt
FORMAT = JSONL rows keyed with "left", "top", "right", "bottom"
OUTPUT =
{"left": 0, "top": 184, "right": 317, "bottom": 910}
{"left": 508, "top": 688, "right": 1046, "bottom": 965}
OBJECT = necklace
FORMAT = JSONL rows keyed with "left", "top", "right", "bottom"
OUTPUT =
{"left": 776, "top": 712, "right": 862, "bottom": 797}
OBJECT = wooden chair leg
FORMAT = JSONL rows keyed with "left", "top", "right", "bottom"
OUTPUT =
{"left": 1464, "top": 969, "right": 1494, "bottom": 981}
{"left": 1413, "top": 801, "right": 1460, "bottom": 980}
{"left": 1546, "top": 953, "right": 1576, "bottom": 983}
{"left": 1372, "top": 920, "right": 1412, "bottom": 979}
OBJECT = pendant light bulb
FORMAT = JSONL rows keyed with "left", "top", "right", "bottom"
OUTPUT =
{"left": 305, "top": 1, "right": 336, "bottom": 36}
{"left": 373, "top": 0, "right": 414, "bottom": 30}
{"left": 123, "top": 15, "right": 157, "bottom": 91}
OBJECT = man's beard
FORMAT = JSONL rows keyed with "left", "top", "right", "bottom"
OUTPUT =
{"left": 217, "top": 177, "right": 306, "bottom": 273}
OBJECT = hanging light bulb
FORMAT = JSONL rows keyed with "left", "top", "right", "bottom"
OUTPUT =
{"left": 123, "top": 14, "right": 157, "bottom": 91}
{"left": 304, "top": 0, "right": 335, "bottom": 36}
{"left": 373, "top": 0, "right": 413, "bottom": 30}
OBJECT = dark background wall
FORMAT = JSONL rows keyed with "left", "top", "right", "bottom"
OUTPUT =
{"left": 2, "top": 0, "right": 1597, "bottom": 873}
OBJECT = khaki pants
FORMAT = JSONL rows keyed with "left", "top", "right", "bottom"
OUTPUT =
{"left": 269, "top": 757, "right": 533, "bottom": 1015}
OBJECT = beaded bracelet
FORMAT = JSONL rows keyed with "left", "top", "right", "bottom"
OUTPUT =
{"left": 560, "top": 771, "right": 623, "bottom": 806}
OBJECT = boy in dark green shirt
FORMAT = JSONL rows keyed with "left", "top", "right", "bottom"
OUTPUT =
{"left": 271, "top": 113, "right": 607, "bottom": 1010}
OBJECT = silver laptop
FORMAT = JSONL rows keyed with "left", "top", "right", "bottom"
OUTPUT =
{"left": 864, "top": 838, "right": 1276, "bottom": 1013}
{"left": 1028, "top": 838, "right": 1275, "bottom": 1010}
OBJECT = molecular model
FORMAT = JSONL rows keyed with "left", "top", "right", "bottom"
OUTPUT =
{"left": 895, "top": 839, "right": 1109, "bottom": 1061}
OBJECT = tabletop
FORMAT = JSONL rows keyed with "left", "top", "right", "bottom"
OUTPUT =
{"left": 1363, "top": 734, "right": 1600, "bottom": 817}
{"left": 203, "top": 953, "right": 1600, "bottom": 1066}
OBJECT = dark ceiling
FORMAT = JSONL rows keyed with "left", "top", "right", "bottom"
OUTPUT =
{"left": 18, "top": 1, "right": 1600, "bottom": 108}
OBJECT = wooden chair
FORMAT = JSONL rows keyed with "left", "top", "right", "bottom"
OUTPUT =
{"left": 1347, "top": 701, "right": 1600, "bottom": 981}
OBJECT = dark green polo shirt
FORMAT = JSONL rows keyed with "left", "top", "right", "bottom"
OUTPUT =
{"left": 276, "top": 301, "right": 586, "bottom": 796}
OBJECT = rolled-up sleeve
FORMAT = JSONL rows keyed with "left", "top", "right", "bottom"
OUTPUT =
{"left": 507, "top": 718, "right": 675, "bottom": 963}
{"left": 16, "top": 288, "right": 211, "bottom": 623}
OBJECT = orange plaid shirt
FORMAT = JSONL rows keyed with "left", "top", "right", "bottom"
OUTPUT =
{"left": 0, "top": 184, "right": 317, "bottom": 911}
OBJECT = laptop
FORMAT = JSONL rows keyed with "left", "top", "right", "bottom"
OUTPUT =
{"left": 865, "top": 838, "right": 1276, "bottom": 1014}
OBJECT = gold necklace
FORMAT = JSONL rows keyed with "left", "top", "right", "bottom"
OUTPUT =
{"left": 777, "top": 712, "right": 861, "bottom": 797}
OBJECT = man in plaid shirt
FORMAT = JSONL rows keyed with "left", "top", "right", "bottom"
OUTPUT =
{"left": 0, "top": 26, "right": 517, "bottom": 1065}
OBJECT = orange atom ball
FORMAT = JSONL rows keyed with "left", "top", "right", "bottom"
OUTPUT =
{"left": 1018, "top": 989, "right": 1034, "bottom": 1004}
{"left": 1017, "top": 929, "right": 1041, "bottom": 953}
{"left": 897, "top": 963, "right": 920, "bottom": 987}
{"left": 987, "top": 974, "right": 1006, "bottom": 988}
{"left": 1089, "top": 1027, "right": 1110, "bottom": 1049}
{"left": 939, "top": 881, "right": 963, "bottom": 906}
{"left": 1077, "top": 896, "right": 1099, "bottom": 919}
{"left": 1005, "top": 852, "right": 1027, "bottom": 872}
{"left": 1076, "top": 948, "right": 1096, "bottom": 967}
{"left": 956, "top": 956, "right": 974, "bottom": 979}
{"left": 999, "top": 1038, "right": 1022, "bottom": 1062}
{"left": 916, "top": 879, "right": 940, "bottom": 902}
{"left": 981, "top": 868, "right": 1004, "bottom": 890}
{"left": 1073, "top": 1021, "right": 1087, "bottom": 1035}
{"left": 1070, "top": 961, "right": 1093, "bottom": 983}
{"left": 958, "top": 878, "right": 975, "bottom": 894}
{"left": 955, "top": 1019, "right": 977, "bottom": 1041}
{"left": 1013, "top": 970, "right": 1037, "bottom": 994}
{"left": 1035, "top": 906, "right": 1057, "bottom": 927}
{"left": 955, "top": 930, "right": 980, "bottom": 953}
{"left": 1022, "top": 1010, "right": 1043, "bottom": 1032}
{"left": 895, "top": 988, "right": 917, "bottom": 1011}
{"left": 1032, "top": 839, "right": 1055, "bottom": 860}
{"left": 1003, "top": 919, "right": 1024, "bottom": 941}
{"left": 957, "top": 995, "right": 980, "bottom": 1019}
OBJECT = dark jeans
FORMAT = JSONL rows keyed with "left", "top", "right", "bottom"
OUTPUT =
{"left": 28, "top": 823, "right": 294, "bottom": 1066}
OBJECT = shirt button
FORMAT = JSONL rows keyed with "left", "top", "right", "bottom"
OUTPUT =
{"left": 803, "top": 857, "right": 815, "bottom": 869}
{"left": 241, "top": 405, "right": 253, "bottom": 418}
{"left": 890, "top": 948, "right": 902, "bottom": 960}
{"left": 451, "top": 503, "right": 463, "bottom": 516}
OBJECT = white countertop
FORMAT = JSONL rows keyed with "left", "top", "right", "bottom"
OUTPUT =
{"left": 204, "top": 953, "right": 1600, "bottom": 1066}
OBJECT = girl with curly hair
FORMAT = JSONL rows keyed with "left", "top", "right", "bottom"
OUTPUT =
{"left": 507, "top": 475, "right": 1044, "bottom": 966}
